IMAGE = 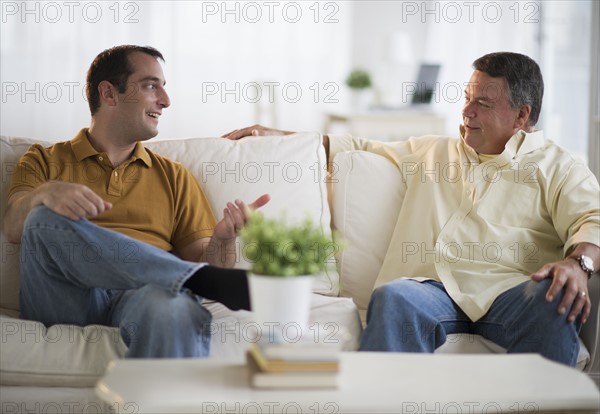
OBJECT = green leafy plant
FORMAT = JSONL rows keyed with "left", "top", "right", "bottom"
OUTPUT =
{"left": 345, "top": 69, "right": 372, "bottom": 89}
{"left": 240, "top": 212, "right": 341, "bottom": 277}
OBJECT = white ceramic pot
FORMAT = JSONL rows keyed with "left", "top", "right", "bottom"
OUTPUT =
{"left": 248, "top": 273, "right": 314, "bottom": 343}
{"left": 350, "top": 88, "right": 373, "bottom": 112}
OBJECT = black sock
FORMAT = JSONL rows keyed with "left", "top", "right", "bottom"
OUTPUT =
{"left": 184, "top": 266, "right": 250, "bottom": 311}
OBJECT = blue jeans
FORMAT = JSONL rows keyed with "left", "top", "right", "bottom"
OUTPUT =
{"left": 359, "top": 279, "right": 581, "bottom": 366}
{"left": 19, "top": 206, "right": 212, "bottom": 358}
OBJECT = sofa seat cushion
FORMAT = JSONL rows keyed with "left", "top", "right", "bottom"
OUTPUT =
{"left": 437, "top": 334, "right": 590, "bottom": 371}
{"left": 0, "top": 386, "right": 113, "bottom": 414}
{"left": 0, "top": 312, "right": 127, "bottom": 387}
{"left": 0, "top": 295, "right": 361, "bottom": 387}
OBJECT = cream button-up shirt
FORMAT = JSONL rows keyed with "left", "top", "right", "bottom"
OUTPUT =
{"left": 329, "top": 128, "right": 600, "bottom": 321}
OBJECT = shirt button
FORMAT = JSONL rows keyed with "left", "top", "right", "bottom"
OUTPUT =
{"left": 98, "top": 156, "right": 104, "bottom": 161}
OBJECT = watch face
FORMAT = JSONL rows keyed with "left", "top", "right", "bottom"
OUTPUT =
{"left": 582, "top": 256, "right": 594, "bottom": 272}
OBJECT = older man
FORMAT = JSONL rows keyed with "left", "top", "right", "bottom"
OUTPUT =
{"left": 225, "top": 52, "right": 599, "bottom": 366}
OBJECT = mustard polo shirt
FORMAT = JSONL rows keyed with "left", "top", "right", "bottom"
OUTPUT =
{"left": 329, "top": 128, "right": 600, "bottom": 321}
{"left": 9, "top": 129, "right": 216, "bottom": 252}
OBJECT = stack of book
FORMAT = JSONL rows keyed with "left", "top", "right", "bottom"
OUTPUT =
{"left": 246, "top": 339, "right": 341, "bottom": 389}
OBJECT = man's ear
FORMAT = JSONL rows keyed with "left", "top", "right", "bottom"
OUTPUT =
{"left": 98, "top": 80, "right": 118, "bottom": 107}
{"left": 515, "top": 104, "right": 532, "bottom": 131}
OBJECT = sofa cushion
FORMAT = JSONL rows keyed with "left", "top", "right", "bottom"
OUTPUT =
{"left": 1, "top": 137, "right": 54, "bottom": 312}
{"left": 331, "top": 150, "right": 404, "bottom": 313}
{"left": 0, "top": 313, "right": 127, "bottom": 387}
{"left": 145, "top": 133, "right": 339, "bottom": 295}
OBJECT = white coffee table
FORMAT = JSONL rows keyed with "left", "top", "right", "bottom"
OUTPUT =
{"left": 96, "top": 352, "right": 600, "bottom": 413}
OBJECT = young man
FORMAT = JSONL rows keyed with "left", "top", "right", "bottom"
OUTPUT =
{"left": 3, "top": 45, "right": 269, "bottom": 358}
{"left": 225, "top": 52, "right": 600, "bottom": 366}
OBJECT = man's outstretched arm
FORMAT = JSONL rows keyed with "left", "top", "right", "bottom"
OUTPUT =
{"left": 222, "top": 124, "right": 331, "bottom": 163}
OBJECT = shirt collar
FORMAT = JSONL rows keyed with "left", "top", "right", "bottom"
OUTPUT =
{"left": 131, "top": 141, "right": 153, "bottom": 167}
{"left": 71, "top": 128, "right": 152, "bottom": 167}
{"left": 458, "top": 125, "right": 545, "bottom": 165}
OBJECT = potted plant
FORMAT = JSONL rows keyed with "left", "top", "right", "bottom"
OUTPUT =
{"left": 345, "top": 69, "right": 373, "bottom": 111}
{"left": 240, "top": 212, "right": 340, "bottom": 342}
{"left": 345, "top": 69, "right": 372, "bottom": 90}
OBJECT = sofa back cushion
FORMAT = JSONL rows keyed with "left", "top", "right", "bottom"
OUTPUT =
{"left": 331, "top": 151, "right": 404, "bottom": 313}
{"left": 0, "top": 133, "right": 338, "bottom": 313}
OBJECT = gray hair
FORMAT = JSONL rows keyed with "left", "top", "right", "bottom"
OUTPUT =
{"left": 473, "top": 52, "right": 544, "bottom": 127}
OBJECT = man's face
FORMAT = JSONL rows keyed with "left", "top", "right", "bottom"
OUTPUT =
{"left": 115, "top": 51, "right": 170, "bottom": 141}
{"left": 462, "top": 70, "right": 523, "bottom": 154}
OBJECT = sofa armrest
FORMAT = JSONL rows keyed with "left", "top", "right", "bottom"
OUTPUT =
{"left": 580, "top": 273, "right": 599, "bottom": 380}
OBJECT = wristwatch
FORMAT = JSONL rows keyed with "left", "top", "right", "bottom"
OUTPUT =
{"left": 568, "top": 255, "right": 595, "bottom": 279}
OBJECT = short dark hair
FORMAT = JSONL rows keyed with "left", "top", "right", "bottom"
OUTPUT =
{"left": 86, "top": 45, "right": 164, "bottom": 115}
{"left": 472, "top": 52, "right": 544, "bottom": 127}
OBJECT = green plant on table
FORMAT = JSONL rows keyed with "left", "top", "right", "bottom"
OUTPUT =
{"left": 240, "top": 212, "right": 340, "bottom": 277}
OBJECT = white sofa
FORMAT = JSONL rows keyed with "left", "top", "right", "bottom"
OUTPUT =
{"left": 1, "top": 133, "right": 598, "bottom": 412}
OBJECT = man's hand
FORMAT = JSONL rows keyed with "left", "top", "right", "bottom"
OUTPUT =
{"left": 3, "top": 181, "right": 112, "bottom": 243}
{"left": 201, "top": 194, "right": 270, "bottom": 268}
{"left": 37, "top": 181, "right": 112, "bottom": 221}
{"left": 222, "top": 124, "right": 294, "bottom": 141}
{"left": 212, "top": 194, "right": 271, "bottom": 241}
{"left": 531, "top": 258, "right": 591, "bottom": 324}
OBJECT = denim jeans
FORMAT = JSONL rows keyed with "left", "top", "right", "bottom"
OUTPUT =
{"left": 19, "top": 206, "right": 212, "bottom": 358}
{"left": 359, "top": 279, "right": 581, "bottom": 366}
